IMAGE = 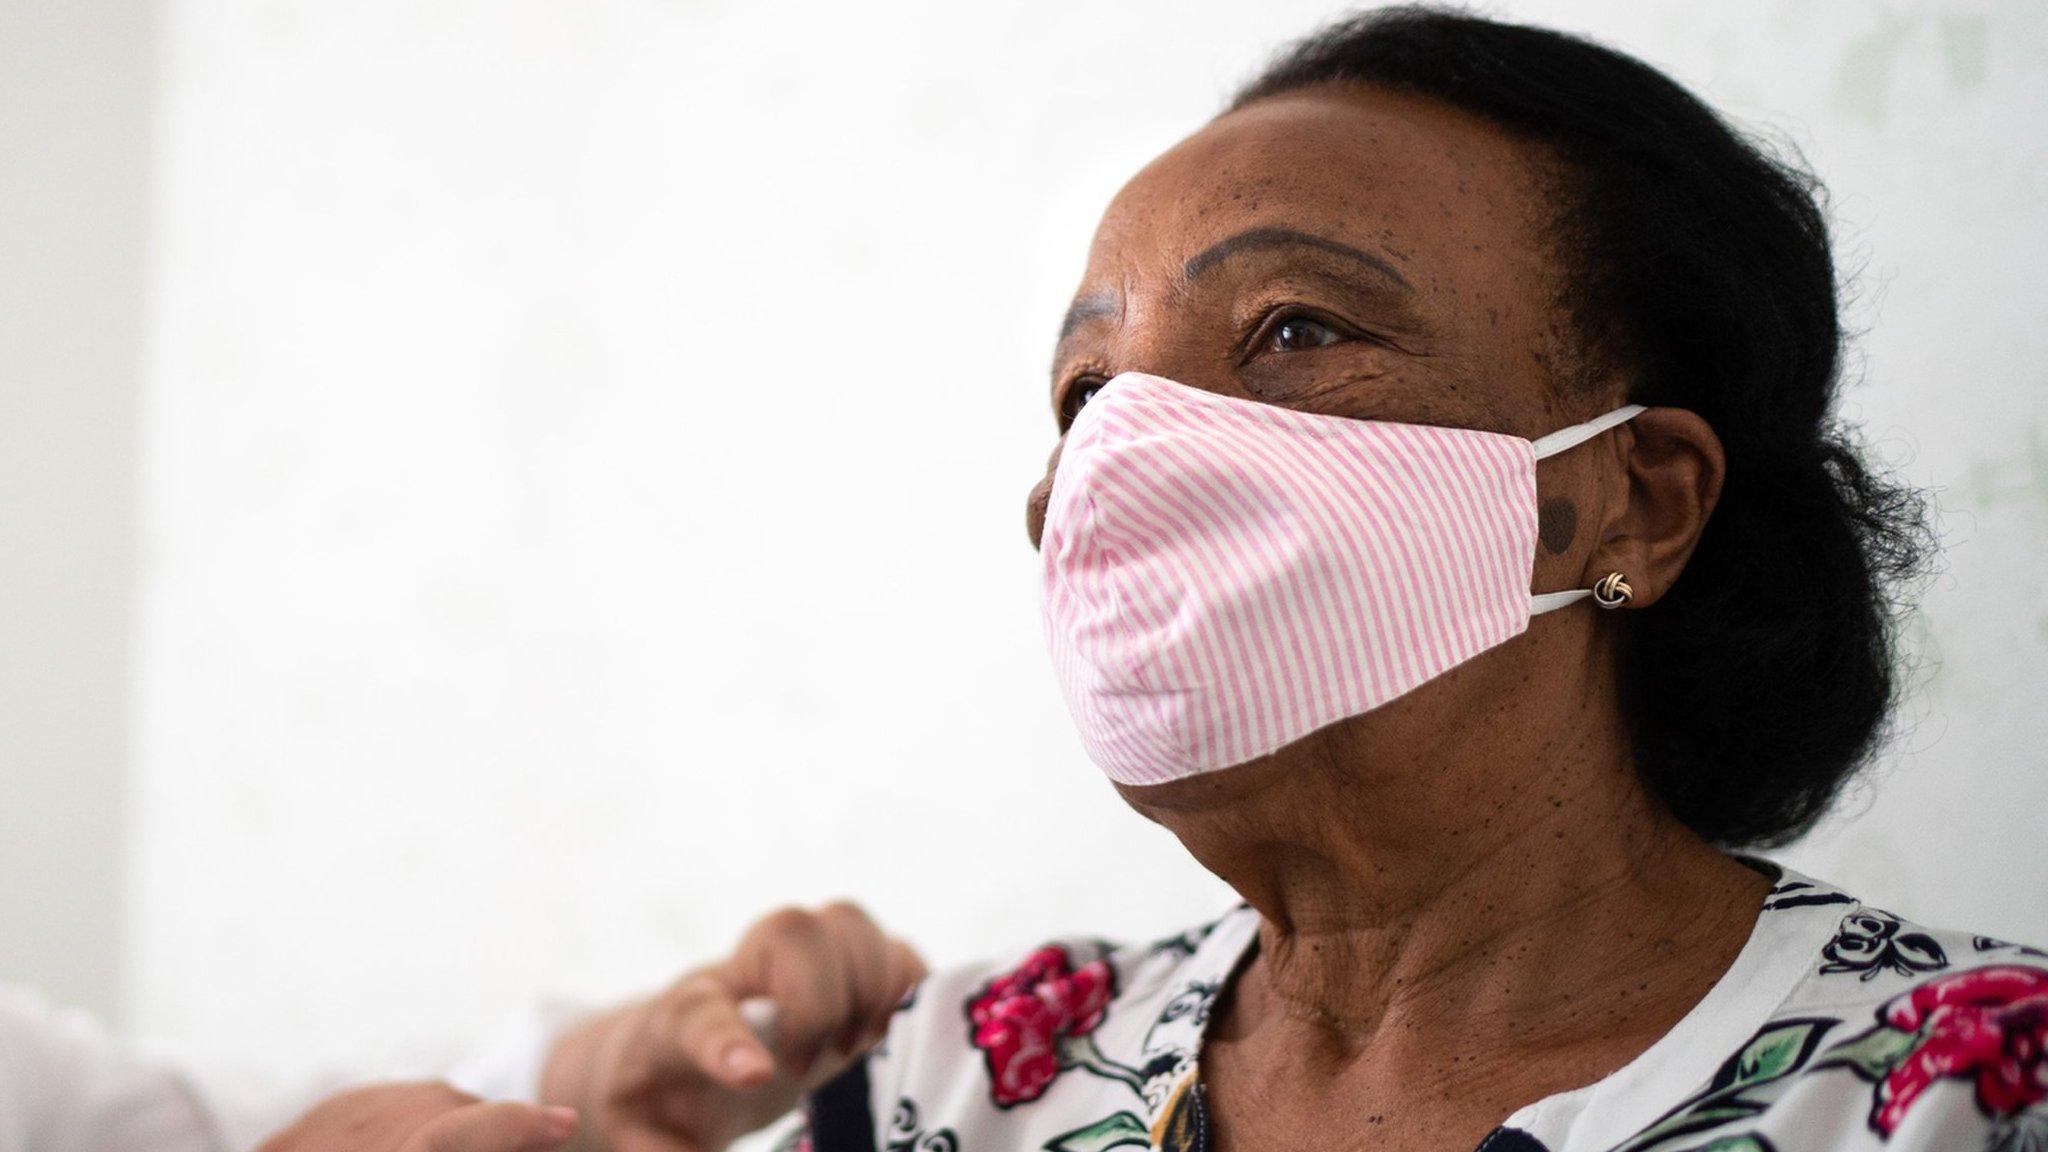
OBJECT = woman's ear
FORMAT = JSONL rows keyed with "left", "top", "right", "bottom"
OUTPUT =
{"left": 1582, "top": 407, "right": 1725, "bottom": 608}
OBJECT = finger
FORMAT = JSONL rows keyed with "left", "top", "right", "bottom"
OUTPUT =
{"left": 657, "top": 969, "right": 779, "bottom": 1089}
{"left": 730, "top": 907, "right": 852, "bottom": 1073}
{"left": 865, "top": 937, "right": 930, "bottom": 1040}
{"left": 814, "top": 901, "right": 894, "bottom": 1053}
{"left": 400, "top": 1102, "right": 578, "bottom": 1152}
{"left": 841, "top": 938, "right": 927, "bottom": 1053}
{"left": 883, "top": 938, "right": 930, "bottom": 1000}
{"left": 258, "top": 1082, "right": 476, "bottom": 1152}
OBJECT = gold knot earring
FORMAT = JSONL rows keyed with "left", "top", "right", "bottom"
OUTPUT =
{"left": 1592, "top": 571, "right": 1634, "bottom": 609}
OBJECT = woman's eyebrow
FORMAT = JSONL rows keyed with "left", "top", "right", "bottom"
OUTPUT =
{"left": 1057, "top": 292, "right": 1120, "bottom": 343}
{"left": 1183, "top": 227, "right": 1414, "bottom": 292}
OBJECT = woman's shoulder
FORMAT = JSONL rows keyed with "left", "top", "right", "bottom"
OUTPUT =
{"left": 1608, "top": 870, "right": 2048, "bottom": 1152}
{"left": 1758, "top": 870, "right": 2048, "bottom": 1019}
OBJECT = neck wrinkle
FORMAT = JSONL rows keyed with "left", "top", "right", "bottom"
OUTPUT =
{"left": 1200, "top": 725, "right": 1761, "bottom": 1065}
{"left": 1141, "top": 621, "right": 1770, "bottom": 1080}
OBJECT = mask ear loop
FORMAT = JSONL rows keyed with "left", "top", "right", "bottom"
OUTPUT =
{"left": 1529, "top": 403, "right": 1647, "bottom": 461}
{"left": 1530, "top": 589, "right": 1592, "bottom": 615}
{"left": 1527, "top": 404, "right": 1648, "bottom": 615}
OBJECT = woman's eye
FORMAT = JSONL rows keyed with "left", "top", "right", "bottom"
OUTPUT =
{"left": 1059, "top": 378, "right": 1105, "bottom": 429}
{"left": 1267, "top": 315, "right": 1346, "bottom": 352}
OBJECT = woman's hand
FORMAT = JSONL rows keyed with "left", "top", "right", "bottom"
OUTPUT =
{"left": 257, "top": 1082, "right": 578, "bottom": 1152}
{"left": 544, "top": 901, "right": 926, "bottom": 1152}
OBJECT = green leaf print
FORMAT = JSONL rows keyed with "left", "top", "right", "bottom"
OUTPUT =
{"left": 1612, "top": 1018, "right": 1837, "bottom": 1152}
{"left": 1812, "top": 1024, "right": 1920, "bottom": 1080}
{"left": 1693, "top": 1137, "right": 1774, "bottom": 1152}
{"left": 1043, "top": 1110, "right": 1151, "bottom": 1152}
{"left": 1732, "top": 1019, "right": 1828, "bottom": 1085}
{"left": 1056, "top": 1033, "right": 1149, "bottom": 1095}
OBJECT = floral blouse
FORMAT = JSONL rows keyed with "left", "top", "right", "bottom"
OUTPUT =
{"left": 779, "top": 865, "right": 2048, "bottom": 1152}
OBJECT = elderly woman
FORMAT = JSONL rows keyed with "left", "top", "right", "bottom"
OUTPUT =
{"left": 275, "top": 9, "right": 2045, "bottom": 1152}
{"left": 717, "top": 9, "right": 2040, "bottom": 1152}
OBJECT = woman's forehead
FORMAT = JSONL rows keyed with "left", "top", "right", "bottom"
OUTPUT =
{"left": 1085, "top": 85, "right": 1555, "bottom": 290}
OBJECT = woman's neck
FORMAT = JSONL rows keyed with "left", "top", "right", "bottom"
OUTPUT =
{"left": 1232, "top": 800, "right": 1765, "bottom": 1057}
{"left": 1190, "top": 776, "right": 1770, "bottom": 1152}
{"left": 1128, "top": 674, "right": 1772, "bottom": 1069}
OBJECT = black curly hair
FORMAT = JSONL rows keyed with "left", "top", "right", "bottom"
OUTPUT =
{"left": 1232, "top": 6, "right": 1932, "bottom": 847}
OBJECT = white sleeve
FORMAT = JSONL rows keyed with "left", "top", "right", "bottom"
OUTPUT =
{"left": 0, "top": 984, "right": 596, "bottom": 1152}
{"left": 0, "top": 984, "right": 236, "bottom": 1152}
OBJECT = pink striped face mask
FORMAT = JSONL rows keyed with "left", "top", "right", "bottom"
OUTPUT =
{"left": 1040, "top": 371, "right": 1645, "bottom": 786}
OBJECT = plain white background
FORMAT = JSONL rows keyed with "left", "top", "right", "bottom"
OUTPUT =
{"left": 2, "top": 0, "right": 2044, "bottom": 1086}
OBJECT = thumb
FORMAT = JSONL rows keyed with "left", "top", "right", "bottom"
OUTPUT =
{"left": 401, "top": 1102, "right": 580, "bottom": 1152}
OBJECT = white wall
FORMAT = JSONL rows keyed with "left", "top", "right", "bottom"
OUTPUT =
{"left": 15, "top": 0, "right": 2033, "bottom": 1078}
{"left": 0, "top": 0, "right": 151, "bottom": 1023}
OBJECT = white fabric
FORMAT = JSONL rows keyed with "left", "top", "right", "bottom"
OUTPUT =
{"left": 0, "top": 984, "right": 234, "bottom": 1152}
{"left": 0, "top": 985, "right": 563, "bottom": 1152}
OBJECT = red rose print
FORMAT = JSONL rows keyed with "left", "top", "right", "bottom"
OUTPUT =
{"left": 1871, "top": 965, "right": 2048, "bottom": 1134}
{"left": 967, "top": 945, "right": 1116, "bottom": 1106}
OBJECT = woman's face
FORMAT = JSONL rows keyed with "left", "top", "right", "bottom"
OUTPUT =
{"left": 1024, "top": 83, "right": 1700, "bottom": 815}
{"left": 1026, "top": 82, "right": 1609, "bottom": 551}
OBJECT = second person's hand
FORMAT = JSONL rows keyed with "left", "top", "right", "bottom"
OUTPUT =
{"left": 542, "top": 901, "right": 926, "bottom": 1152}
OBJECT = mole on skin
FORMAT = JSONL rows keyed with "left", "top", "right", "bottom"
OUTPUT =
{"left": 1538, "top": 496, "right": 1578, "bottom": 555}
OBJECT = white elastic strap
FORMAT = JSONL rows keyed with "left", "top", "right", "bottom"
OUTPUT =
{"left": 1530, "top": 589, "right": 1592, "bottom": 615}
{"left": 1526, "top": 405, "right": 1644, "bottom": 615}
{"left": 1529, "top": 404, "right": 1647, "bottom": 461}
